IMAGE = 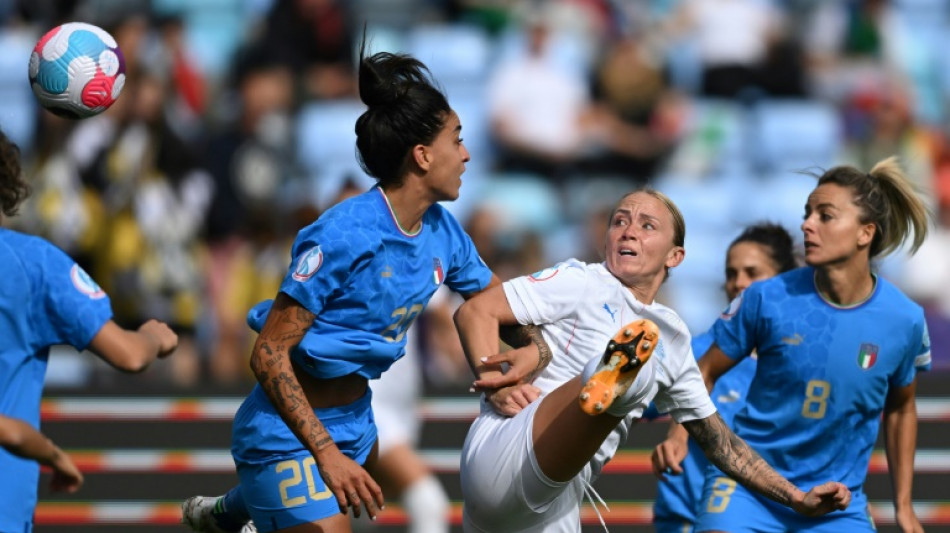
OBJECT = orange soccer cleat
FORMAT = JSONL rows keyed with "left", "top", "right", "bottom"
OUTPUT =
{"left": 578, "top": 319, "right": 660, "bottom": 415}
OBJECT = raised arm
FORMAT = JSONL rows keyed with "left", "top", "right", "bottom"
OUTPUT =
{"left": 248, "top": 292, "right": 382, "bottom": 519}
{"left": 456, "top": 276, "right": 553, "bottom": 390}
{"left": 87, "top": 319, "right": 178, "bottom": 373}
{"left": 0, "top": 415, "right": 83, "bottom": 493}
{"left": 683, "top": 412, "right": 850, "bottom": 517}
{"left": 453, "top": 281, "right": 550, "bottom": 415}
{"left": 883, "top": 379, "right": 923, "bottom": 533}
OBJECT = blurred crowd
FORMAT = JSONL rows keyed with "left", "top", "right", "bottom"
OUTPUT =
{"left": 1, "top": 0, "right": 948, "bottom": 389}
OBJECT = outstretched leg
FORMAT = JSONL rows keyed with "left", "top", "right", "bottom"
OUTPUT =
{"left": 531, "top": 320, "right": 658, "bottom": 482}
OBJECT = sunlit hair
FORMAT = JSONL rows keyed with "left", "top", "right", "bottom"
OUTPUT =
{"left": 355, "top": 33, "right": 451, "bottom": 188}
{"left": 730, "top": 222, "right": 798, "bottom": 274}
{"left": 0, "top": 128, "right": 30, "bottom": 218}
{"left": 610, "top": 188, "right": 686, "bottom": 280}
{"left": 813, "top": 156, "right": 931, "bottom": 258}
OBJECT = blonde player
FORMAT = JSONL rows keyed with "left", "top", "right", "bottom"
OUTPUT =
{"left": 455, "top": 189, "right": 852, "bottom": 532}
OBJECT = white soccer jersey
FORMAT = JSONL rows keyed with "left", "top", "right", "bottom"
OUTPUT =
{"left": 460, "top": 259, "right": 716, "bottom": 533}
{"left": 505, "top": 259, "right": 716, "bottom": 426}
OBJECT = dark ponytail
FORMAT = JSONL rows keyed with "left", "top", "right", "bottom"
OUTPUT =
{"left": 355, "top": 32, "right": 450, "bottom": 187}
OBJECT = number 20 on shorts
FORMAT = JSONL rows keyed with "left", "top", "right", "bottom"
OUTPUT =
{"left": 276, "top": 457, "right": 333, "bottom": 507}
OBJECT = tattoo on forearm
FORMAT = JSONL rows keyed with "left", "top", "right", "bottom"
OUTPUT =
{"left": 499, "top": 324, "right": 553, "bottom": 382}
{"left": 684, "top": 414, "right": 797, "bottom": 507}
{"left": 251, "top": 297, "right": 333, "bottom": 453}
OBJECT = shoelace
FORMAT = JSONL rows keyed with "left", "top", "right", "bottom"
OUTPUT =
{"left": 582, "top": 478, "right": 610, "bottom": 533}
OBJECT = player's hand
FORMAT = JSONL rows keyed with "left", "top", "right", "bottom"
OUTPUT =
{"left": 315, "top": 443, "right": 384, "bottom": 520}
{"left": 48, "top": 447, "right": 83, "bottom": 493}
{"left": 139, "top": 320, "right": 179, "bottom": 358}
{"left": 895, "top": 505, "right": 924, "bottom": 533}
{"left": 472, "top": 343, "right": 541, "bottom": 391}
{"left": 651, "top": 436, "right": 689, "bottom": 479}
{"left": 486, "top": 383, "right": 542, "bottom": 417}
{"left": 792, "top": 481, "right": 850, "bottom": 517}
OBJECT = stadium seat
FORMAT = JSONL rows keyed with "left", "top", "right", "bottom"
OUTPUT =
{"left": 295, "top": 99, "right": 370, "bottom": 208}
{"left": 750, "top": 99, "right": 843, "bottom": 173}
{"left": 405, "top": 24, "right": 493, "bottom": 84}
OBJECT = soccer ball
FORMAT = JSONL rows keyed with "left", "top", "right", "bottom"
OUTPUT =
{"left": 28, "top": 22, "right": 126, "bottom": 119}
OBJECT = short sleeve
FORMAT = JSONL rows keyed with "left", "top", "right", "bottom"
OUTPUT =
{"left": 503, "top": 260, "right": 588, "bottom": 325}
{"left": 914, "top": 321, "right": 932, "bottom": 373}
{"left": 652, "top": 340, "right": 717, "bottom": 423}
{"left": 891, "top": 315, "right": 928, "bottom": 388}
{"left": 710, "top": 286, "right": 761, "bottom": 361}
{"left": 442, "top": 212, "right": 493, "bottom": 295}
{"left": 37, "top": 247, "right": 112, "bottom": 349}
{"left": 278, "top": 229, "right": 357, "bottom": 317}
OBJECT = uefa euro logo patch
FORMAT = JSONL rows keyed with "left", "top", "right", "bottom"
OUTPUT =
{"left": 292, "top": 245, "right": 323, "bottom": 282}
{"left": 720, "top": 293, "right": 743, "bottom": 320}
{"left": 70, "top": 264, "right": 105, "bottom": 299}
{"left": 529, "top": 265, "right": 560, "bottom": 282}
{"left": 857, "top": 343, "right": 878, "bottom": 370}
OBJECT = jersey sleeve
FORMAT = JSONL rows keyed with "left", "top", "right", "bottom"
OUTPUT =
{"left": 641, "top": 330, "right": 714, "bottom": 421}
{"left": 442, "top": 212, "right": 493, "bottom": 295}
{"left": 502, "top": 260, "right": 588, "bottom": 325}
{"left": 278, "top": 225, "right": 359, "bottom": 317}
{"left": 36, "top": 245, "right": 113, "bottom": 350}
{"left": 915, "top": 321, "right": 932, "bottom": 373}
{"left": 710, "top": 286, "right": 761, "bottom": 361}
{"left": 891, "top": 314, "right": 929, "bottom": 387}
{"left": 652, "top": 334, "right": 717, "bottom": 423}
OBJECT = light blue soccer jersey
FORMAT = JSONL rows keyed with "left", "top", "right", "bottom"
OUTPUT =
{"left": 0, "top": 229, "right": 112, "bottom": 532}
{"left": 246, "top": 186, "right": 493, "bottom": 380}
{"left": 711, "top": 266, "right": 929, "bottom": 491}
{"left": 652, "top": 331, "right": 758, "bottom": 526}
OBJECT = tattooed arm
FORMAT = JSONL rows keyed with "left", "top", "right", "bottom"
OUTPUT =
{"left": 652, "top": 343, "right": 851, "bottom": 517}
{"left": 454, "top": 276, "right": 553, "bottom": 390}
{"left": 248, "top": 292, "right": 382, "bottom": 519}
{"left": 683, "top": 413, "right": 850, "bottom": 516}
{"left": 495, "top": 322, "right": 553, "bottom": 384}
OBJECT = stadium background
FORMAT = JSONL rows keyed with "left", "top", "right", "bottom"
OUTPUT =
{"left": 0, "top": 0, "right": 947, "bottom": 531}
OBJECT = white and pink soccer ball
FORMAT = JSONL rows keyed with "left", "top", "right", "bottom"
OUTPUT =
{"left": 28, "top": 22, "right": 126, "bottom": 119}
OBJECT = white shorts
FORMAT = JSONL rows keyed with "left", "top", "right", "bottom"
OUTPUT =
{"left": 371, "top": 329, "right": 423, "bottom": 455}
{"left": 460, "top": 398, "right": 591, "bottom": 532}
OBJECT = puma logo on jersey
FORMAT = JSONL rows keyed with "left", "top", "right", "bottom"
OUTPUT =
{"left": 602, "top": 303, "right": 618, "bottom": 322}
{"left": 782, "top": 333, "right": 804, "bottom": 345}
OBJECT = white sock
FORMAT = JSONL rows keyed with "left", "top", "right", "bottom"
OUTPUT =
{"left": 581, "top": 353, "right": 656, "bottom": 417}
{"left": 402, "top": 475, "right": 450, "bottom": 533}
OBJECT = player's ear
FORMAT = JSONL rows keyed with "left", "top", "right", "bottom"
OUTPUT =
{"left": 412, "top": 144, "right": 430, "bottom": 171}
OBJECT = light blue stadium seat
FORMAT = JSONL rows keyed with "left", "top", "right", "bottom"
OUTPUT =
{"left": 406, "top": 24, "right": 493, "bottom": 84}
{"left": 470, "top": 172, "right": 563, "bottom": 235}
{"left": 751, "top": 99, "right": 842, "bottom": 173}
{"left": 295, "top": 99, "right": 370, "bottom": 208}
{"left": 0, "top": 29, "right": 38, "bottom": 154}
{"left": 742, "top": 171, "right": 817, "bottom": 235}
{"left": 655, "top": 178, "right": 739, "bottom": 286}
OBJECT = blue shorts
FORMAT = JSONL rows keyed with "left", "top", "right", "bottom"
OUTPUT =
{"left": 231, "top": 386, "right": 377, "bottom": 532}
{"left": 694, "top": 469, "right": 875, "bottom": 533}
